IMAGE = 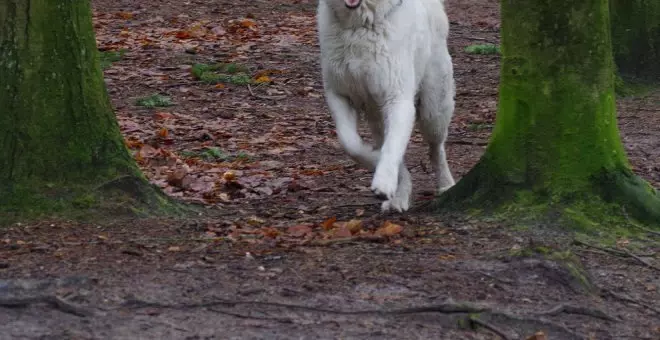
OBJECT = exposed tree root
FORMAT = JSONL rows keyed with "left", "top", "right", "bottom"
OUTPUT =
{"left": 0, "top": 295, "right": 93, "bottom": 317}
{"left": 600, "top": 288, "right": 660, "bottom": 315}
{"left": 121, "top": 297, "right": 614, "bottom": 339}
{"left": 467, "top": 315, "right": 511, "bottom": 340}
{"left": 573, "top": 239, "right": 660, "bottom": 272}
{"left": 538, "top": 303, "right": 615, "bottom": 321}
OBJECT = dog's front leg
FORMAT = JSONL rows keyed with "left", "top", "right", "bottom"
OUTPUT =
{"left": 325, "top": 90, "right": 379, "bottom": 169}
{"left": 371, "top": 99, "right": 416, "bottom": 200}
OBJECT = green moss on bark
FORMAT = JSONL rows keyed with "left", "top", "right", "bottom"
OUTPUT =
{"left": 418, "top": 0, "right": 660, "bottom": 230}
{"left": 0, "top": 1, "right": 181, "bottom": 222}
{"left": 610, "top": 0, "right": 660, "bottom": 81}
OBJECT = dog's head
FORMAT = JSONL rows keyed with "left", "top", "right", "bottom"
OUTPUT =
{"left": 320, "top": 0, "right": 402, "bottom": 25}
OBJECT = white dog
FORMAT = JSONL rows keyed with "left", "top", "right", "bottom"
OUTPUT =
{"left": 317, "top": 0, "right": 456, "bottom": 212}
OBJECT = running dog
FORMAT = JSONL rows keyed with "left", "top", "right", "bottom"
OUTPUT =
{"left": 317, "top": 0, "right": 456, "bottom": 212}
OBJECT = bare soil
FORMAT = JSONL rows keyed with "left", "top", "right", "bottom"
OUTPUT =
{"left": 1, "top": 1, "right": 659, "bottom": 339}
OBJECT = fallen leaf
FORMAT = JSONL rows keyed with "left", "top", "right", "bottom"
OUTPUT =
{"left": 158, "top": 127, "right": 168, "bottom": 138}
{"left": 375, "top": 221, "right": 403, "bottom": 237}
{"left": 287, "top": 224, "right": 313, "bottom": 237}
{"left": 153, "top": 112, "right": 174, "bottom": 120}
{"left": 331, "top": 226, "right": 352, "bottom": 238}
{"left": 116, "top": 11, "right": 134, "bottom": 20}
{"left": 247, "top": 216, "right": 265, "bottom": 226}
{"left": 261, "top": 227, "right": 280, "bottom": 238}
{"left": 168, "top": 246, "right": 181, "bottom": 252}
{"left": 321, "top": 216, "right": 337, "bottom": 231}
{"left": 167, "top": 168, "right": 190, "bottom": 188}
{"left": 526, "top": 331, "right": 547, "bottom": 340}
{"left": 254, "top": 75, "right": 272, "bottom": 84}
{"left": 346, "top": 219, "right": 362, "bottom": 234}
{"left": 223, "top": 170, "right": 237, "bottom": 182}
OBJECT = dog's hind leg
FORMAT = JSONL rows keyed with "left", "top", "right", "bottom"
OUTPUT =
{"left": 366, "top": 116, "right": 412, "bottom": 212}
{"left": 419, "top": 73, "right": 455, "bottom": 194}
{"left": 371, "top": 99, "right": 416, "bottom": 201}
{"left": 325, "top": 90, "right": 379, "bottom": 169}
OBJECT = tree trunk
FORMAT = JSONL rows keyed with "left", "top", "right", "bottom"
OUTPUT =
{"left": 610, "top": 0, "right": 660, "bottom": 81}
{"left": 422, "top": 0, "right": 660, "bottom": 226}
{"left": 0, "top": 1, "right": 172, "bottom": 219}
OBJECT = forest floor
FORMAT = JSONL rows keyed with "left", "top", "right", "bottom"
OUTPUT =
{"left": 1, "top": 0, "right": 659, "bottom": 339}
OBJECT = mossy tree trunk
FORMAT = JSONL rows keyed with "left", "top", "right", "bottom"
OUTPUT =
{"left": 0, "top": 1, "right": 171, "bottom": 219}
{"left": 423, "top": 0, "right": 660, "bottom": 226}
{"left": 610, "top": 0, "right": 660, "bottom": 81}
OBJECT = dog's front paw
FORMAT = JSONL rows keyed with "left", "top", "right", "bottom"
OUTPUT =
{"left": 371, "top": 168, "right": 398, "bottom": 200}
{"left": 381, "top": 195, "right": 410, "bottom": 213}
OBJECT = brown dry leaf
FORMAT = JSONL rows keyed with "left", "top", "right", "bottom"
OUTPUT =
{"left": 158, "top": 127, "right": 169, "bottom": 138}
{"left": 321, "top": 216, "right": 337, "bottom": 231}
{"left": 375, "top": 221, "right": 403, "bottom": 237}
{"left": 526, "top": 331, "right": 547, "bottom": 340}
{"left": 261, "top": 227, "right": 280, "bottom": 238}
{"left": 287, "top": 224, "right": 313, "bottom": 237}
{"left": 116, "top": 11, "right": 134, "bottom": 20}
{"left": 167, "top": 168, "right": 189, "bottom": 188}
{"left": 438, "top": 254, "right": 456, "bottom": 261}
{"left": 332, "top": 226, "right": 353, "bottom": 238}
{"left": 346, "top": 219, "right": 362, "bottom": 234}
{"left": 616, "top": 238, "right": 630, "bottom": 249}
{"left": 153, "top": 112, "right": 174, "bottom": 120}
{"left": 215, "top": 83, "right": 226, "bottom": 89}
{"left": 254, "top": 75, "right": 272, "bottom": 84}
{"left": 168, "top": 246, "right": 181, "bottom": 252}
{"left": 175, "top": 30, "right": 192, "bottom": 39}
{"left": 246, "top": 216, "right": 265, "bottom": 226}
{"left": 223, "top": 170, "right": 237, "bottom": 182}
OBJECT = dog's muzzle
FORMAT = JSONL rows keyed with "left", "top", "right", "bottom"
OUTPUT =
{"left": 344, "top": 0, "right": 362, "bottom": 9}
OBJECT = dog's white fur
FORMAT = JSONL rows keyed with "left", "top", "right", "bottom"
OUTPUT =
{"left": 317, "top": 0, "right": 456, "bottom": 212}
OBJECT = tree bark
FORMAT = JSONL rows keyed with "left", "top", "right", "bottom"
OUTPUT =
{"left": 422, "top": 0, "right": 660, "bottom": 225}
{"left": 0, "top": 1, "right": 171, "bottom": 219}
{"left": 610, "top": 0, "right": 660, "bottom": 81}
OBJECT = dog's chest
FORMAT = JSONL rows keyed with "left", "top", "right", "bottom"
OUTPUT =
{"left": 324, "top": 30, "right": 396, "bottom": 107}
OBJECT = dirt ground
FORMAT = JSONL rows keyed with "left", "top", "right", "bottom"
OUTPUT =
{"left": 1, "top": 0, "right": 659, "bottom": 339}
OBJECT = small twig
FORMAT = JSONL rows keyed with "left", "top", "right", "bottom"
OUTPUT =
{"left": 468, "top": 316, "right": 510, "bottom": 340}
{"left": 164, "top": 81, "right": 203, "bottom": 88}
{"left": 0, "top": 296, "right": 93, "bottom": 317}
{"left": 333, "top": 201, "right": 380, "bottom": 209}
{"left": 446, "top": 138, "right": 488, "bottom": 146}
{"left": 247, "top": 84, "right": 287, "bottom": 101}
{"left": 467, "top": 36, "right": 490, "bottom": 41}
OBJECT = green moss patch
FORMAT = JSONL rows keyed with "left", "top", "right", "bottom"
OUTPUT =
{"left": 465, "top": 44, "right": 501, "bottom": 55}
{"left": 191, "top": 63, "right": 252, "bottom": 85}
{"left": 135, "top": 94, "right": 173, "bottom": 108}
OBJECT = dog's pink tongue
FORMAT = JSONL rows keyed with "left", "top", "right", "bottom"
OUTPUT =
{"left": 344, "top": 0, "right": 361, "bottom": 8}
